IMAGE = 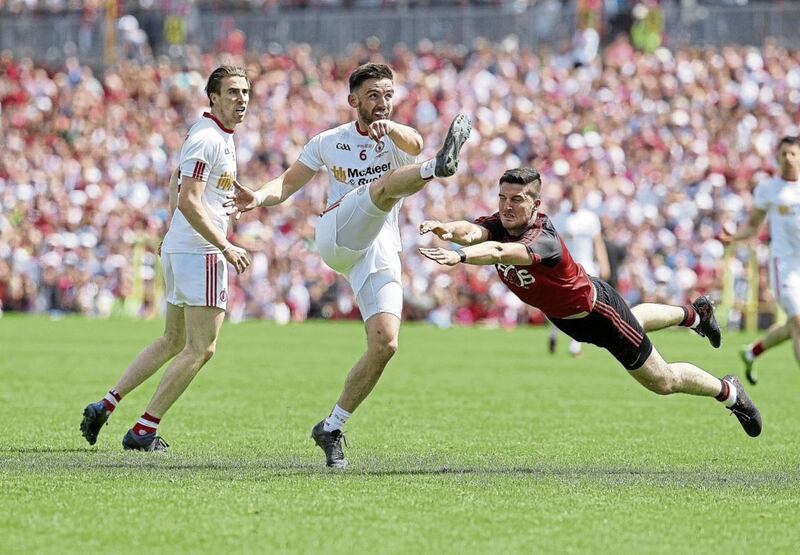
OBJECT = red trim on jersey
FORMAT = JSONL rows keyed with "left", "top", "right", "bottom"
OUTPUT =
{"left": 192, "top": 160, "right": 206, "bottom": 180}
{"left": 203, "top": 112, "right": 234, "bottom": 134}
{"left": 354, "top": 121, "right": 370, "bottom": 136}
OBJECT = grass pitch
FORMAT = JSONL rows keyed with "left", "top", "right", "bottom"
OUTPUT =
{"left": 1, "top": 314, "right": 799, "bottom": 553}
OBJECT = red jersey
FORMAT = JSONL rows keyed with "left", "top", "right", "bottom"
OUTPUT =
{"left": 475, "top": 212, "right": 595, "bottom": 318}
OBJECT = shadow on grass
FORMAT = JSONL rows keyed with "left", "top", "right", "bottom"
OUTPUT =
{"left": 2, "top": 453, "right": 799, "bottom": 487}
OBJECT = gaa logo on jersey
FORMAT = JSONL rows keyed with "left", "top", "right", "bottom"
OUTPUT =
{"left": 375, "top": 140, "right": 385, "bottom": 154}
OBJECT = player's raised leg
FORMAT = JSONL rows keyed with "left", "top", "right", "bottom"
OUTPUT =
{"left": 631, "top": 295, "right": 721, "bottom": 348}
{"left": 368, "top": 113, "right": 472, "bottom": 212}
{"left": 79, "top": 302, "right": 186, "bottom": 445}
{"left": 122, "top": 306, "right": 224, "bottom": 451}
{"left": 630, "top": 346, "right": 761, "bottom": 437}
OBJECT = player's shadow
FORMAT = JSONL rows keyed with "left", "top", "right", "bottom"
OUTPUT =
{"left": 0, "top": 447, "right": 90, "bottom": 454}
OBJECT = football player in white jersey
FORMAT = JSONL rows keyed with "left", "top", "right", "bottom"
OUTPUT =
{"left": 549, "top": 185, "right": 610, "bottom": 356}
{"left": 721, "top": 136, "right": 800, "bottom": 385}
{"left": 233, "top": 63, "right": 471, "bottom": 467}
{"left": 80, "top": 66, "right": 252, "bottom": 451}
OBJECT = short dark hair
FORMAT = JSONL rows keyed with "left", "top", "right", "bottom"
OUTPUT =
{"left": 499, "top": 167, "right": 542, "bottom": 199}
{"left": 348, "top": 63, "right": 393, "bottom": 93}
{"left": 205, "top": 65, "right": 249, "bottom": 107}
{"left": 778, "top": 136, "right": 800, "bottom": 149}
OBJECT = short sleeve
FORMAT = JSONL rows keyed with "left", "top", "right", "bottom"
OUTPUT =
{"left": 179, "top": 130, "right": 217, "bottom": 183}
{"left": 474, "top": 213, "right": 504, "bottom": 241}
{"left": 298, "top": 133, "right": 325, "bottom": 172}
{"left": 753, "top": 181, "right": 771, "bottom": 212}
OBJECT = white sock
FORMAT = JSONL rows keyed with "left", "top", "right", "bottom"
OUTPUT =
{"left": 323, "top": 404, "right": 352, "bottom": 432}
{"left": 689, "top": 313, "right": 700, "bottom": 328}
{"left": 744, "top": 348, "right": 755, "bottom": 363}
{"left": 419, "top": 159, "right": 436, "bottom": 180}
{"left": 718, "top": 379, "right": 738, "bottom": 408}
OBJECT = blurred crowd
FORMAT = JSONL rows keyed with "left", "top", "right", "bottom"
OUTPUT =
{"left": 2, "top": 35, "right": 798, "bottom": 327}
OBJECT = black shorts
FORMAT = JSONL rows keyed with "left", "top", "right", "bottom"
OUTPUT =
{"left": 550, "top": 278, "right": 653, "bottom": 370}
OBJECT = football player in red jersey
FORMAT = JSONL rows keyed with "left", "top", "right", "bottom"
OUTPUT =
{"left": 420, "top": 167, "right": 762, "bottom": 438}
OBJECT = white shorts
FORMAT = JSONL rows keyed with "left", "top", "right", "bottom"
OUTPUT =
{"left": 162, "top": 252, "right": 228, "bottom": 310}
{"left": 316, "top": 185, "right": 403, "bottom": 319}
{"left": 356, "top": 269, "right": 403, "bottom": 320}
{"left": 770, "top": 256, "right": 800, "bottom": 317}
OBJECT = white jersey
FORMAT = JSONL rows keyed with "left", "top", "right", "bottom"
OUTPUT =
{"left": 162, "top": 112, "right": 237, "bottom": 254}
{"left": 753, "top": 177, "right": 800, "bottom": 260}
{"left": 552, "top": 208, "right": 601, "bottom": 276}
{"left": 298, "top": 121, "right": 417, "bottom": 252}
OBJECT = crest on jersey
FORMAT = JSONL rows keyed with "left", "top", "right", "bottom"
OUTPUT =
{"left": 331, "top": 166, "right": 347, "bottom": 183}
{"left": 375, "top": 140, "right": 385, "bottom": 154}
{"left": 220, "top": 290, "right": 227, "bottom": 302}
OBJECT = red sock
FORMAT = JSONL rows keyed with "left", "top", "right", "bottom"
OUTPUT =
{"left": 132, "top": 412, "right": 160, "bottom": 436}
{"left": 752, "top": 341, "right": 765, "bottom": 358}
{"left": 680, "top": 305, "right": 699, "bottom": 327}
{"left": 101, "top": 390, "right": 122, "bottom": 413}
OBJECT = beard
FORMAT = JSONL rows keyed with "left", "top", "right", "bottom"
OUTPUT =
{"left": 358, "top": 104, "right": 390, "bottom": 125}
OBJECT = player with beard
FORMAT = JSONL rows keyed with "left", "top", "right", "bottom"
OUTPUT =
{"left": 232, "top": 63, "right": 471, "bottom": 467}
{"left": 420, "top": 167, "right": 762, "bottom": 438}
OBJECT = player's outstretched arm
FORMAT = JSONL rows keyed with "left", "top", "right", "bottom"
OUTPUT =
{"left": 419, "top": 241, "right": 532, "bottom": 267}
{"left": 419, "top": 220, "right": 489, "bottom": 245}
{"left": 719, "top": 208, "right": 767, "bottom": 244}
{"left": 231, "top": 161, "right": 317, "bottom": 215}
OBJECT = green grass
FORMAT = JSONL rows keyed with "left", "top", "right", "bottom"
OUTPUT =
{"left": 1, "top": 314, "right": 799, "bottom": 554}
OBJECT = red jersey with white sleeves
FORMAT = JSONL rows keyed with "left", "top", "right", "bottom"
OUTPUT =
{"left": 475, "top": 212, "right": 595, "bottom": 318}
{"left": 162, "top": 112, "right": 237, "bottom": 254}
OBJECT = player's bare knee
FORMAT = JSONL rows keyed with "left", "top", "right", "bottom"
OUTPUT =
{"left": 644, "top": 376, "right": 676, "bottom": 395}
{"left": 162, "top": 332, "right": 185, "bottom": 357}
{"left": 368, "top": 334, "right": 398, "bottom": 362}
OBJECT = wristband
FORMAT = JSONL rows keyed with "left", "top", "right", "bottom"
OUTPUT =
{"left": 456, "top": 249, "right": 467, "bottom": 263}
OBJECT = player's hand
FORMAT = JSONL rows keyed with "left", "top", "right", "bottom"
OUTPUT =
{"left": 419, "top": 247, "right": 460, "bottom": 266}
{"left": 718, "top": 222, "right": 737, "bottom": 245}
{"left": 419, "top": 220, "right": 453, "bottom": 241}
{"left": 228, "top": 180, "right": 259, "bottom": 220}
{"left": 368, "top": 119, "right": 395, "bottom": 142}
{"left": 222, "top": 243, "right": 251, "bottom": 275}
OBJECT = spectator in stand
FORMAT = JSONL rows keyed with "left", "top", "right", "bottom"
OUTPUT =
{"left": 1, "top": 38, "right": 799, "bottom": 329}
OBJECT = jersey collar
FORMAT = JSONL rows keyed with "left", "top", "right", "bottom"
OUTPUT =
{"left": 204, "top": 112, "right": 234, "bottom": 134}
{"left": 354, "top": 121, "right": 370, "bottom": 136}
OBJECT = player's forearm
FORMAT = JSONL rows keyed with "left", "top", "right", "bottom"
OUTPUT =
{"left": 178, "top": 198, "right": 229, "bottom": 250}
{"left": 731, "top": 223, "right": 758, "bottom": 242}
{"left": 460, "top": 242, "right": 531, "bottom": 266}
{"left": 388, "top": 123, "right": 423, "bottom": 156}
{"left": 447, "top": 221, "right": 488, "bottom": 245}
{"left": 255, "top": 178, "right": 287, "bottom": 207}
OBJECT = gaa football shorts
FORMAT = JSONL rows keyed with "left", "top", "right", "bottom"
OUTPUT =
{"left": 769, "top": 256, "right": 800, "bottom": 317}
{"left": 551, "top": 278, "right": 653, "bottom": 371}
{"left": 162, "top": 252, "right": 228, "bottom": 310}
